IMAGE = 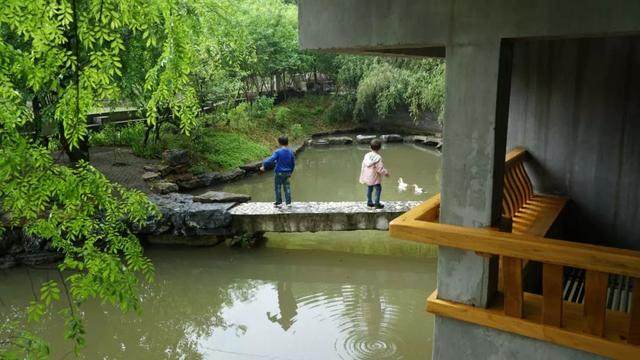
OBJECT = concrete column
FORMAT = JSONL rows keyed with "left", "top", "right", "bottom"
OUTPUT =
{"left": 437, "top": 40, "right": 510, "bottom": 307}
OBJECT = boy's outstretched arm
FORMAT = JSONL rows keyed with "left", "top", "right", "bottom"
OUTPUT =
{"left": 261, "top": 151, "right": 279, "bottom": 172}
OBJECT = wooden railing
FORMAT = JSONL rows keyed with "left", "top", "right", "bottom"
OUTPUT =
{"left": 390, "top": 196, "right": 640, "bottom": 358}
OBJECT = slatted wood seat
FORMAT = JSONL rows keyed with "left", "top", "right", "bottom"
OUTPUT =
{"left": 501, "top": 147, "right": 567, "bottom": 237}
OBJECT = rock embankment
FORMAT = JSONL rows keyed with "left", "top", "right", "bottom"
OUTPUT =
{"left": 0, "top": 191, "right": 251, "bottom": 268}
{"left": 310, "top": 133, "right": 443, "bottom": 148}
{"left": 145, "top": 143, "right": 307, "bottom": 193}
{"left": 0, "top": 229, "right": 63, "bottom": 269}
{"left": 137, "top": 192, "right": 248, "bottom": 238}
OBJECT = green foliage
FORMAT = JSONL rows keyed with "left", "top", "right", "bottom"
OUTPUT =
{"left": 352, "top": 58, "right": 446, "bottom": 122}
{"left": 90, "top": 95, "right": 346, "bottom": 173}
{"left": 0, "top": 137, "right": 158, "bottom": 356}
{"left": 273, "top": 107, "right": 293, "bottom": 129}
{"left": 196, "top": 131, "right": 269, "bottom": 169}
{"left": 324, "top": 94, "right": 356, "bottom": 124}
{"left": 290, "top": 123, "right": 304, "bottom": 138}
{"left": 225, "top": 103, "right": 254, "bottom": 132}
{"left": 251, "top": 96, "right": 275, "bottom": 117}
{"left": 0, "top": 0, "right": 198, "bottom": 356}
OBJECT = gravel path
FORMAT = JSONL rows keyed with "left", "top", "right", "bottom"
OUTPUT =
{"left": 54, "top": 146, "right": 159, "bottom": 193}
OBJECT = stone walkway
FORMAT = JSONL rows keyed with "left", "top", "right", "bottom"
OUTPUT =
{"left": 229, "top": 201, "right": 422, "bottom": 233}
{"left": 229, "top": 201, "right": 421, "bottom": 215}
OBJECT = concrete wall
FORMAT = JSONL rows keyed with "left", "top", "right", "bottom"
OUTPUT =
{"left": 433, "top": 317, "right": 603, "bottom": 359}
{"left": 299, "top": 0, "right": 640, "bottom": 53}
{"left": 507, "top": 37, "right": 640, "bottom": 250}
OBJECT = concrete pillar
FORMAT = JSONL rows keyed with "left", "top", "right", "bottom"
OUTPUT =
{"left": 437, "top": 40, "right": 510, "bottom": 307}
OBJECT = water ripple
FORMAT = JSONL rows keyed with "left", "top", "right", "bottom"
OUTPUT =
{"left": 295, "top": 285, "right": 404, "bottom": 359}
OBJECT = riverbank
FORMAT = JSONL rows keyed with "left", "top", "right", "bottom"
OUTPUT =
{"left": 89, "top": 95, "right": 356, "bottom": 173}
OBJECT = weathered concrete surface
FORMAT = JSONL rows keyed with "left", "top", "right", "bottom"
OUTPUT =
{"left": 299, "top": 0, "right": 640, "bottom": 55}
{"left": 229, "top": 201, "right": 421, "bottom": 233}
{"left": 507, "top": 37, "right": 640, "bottom": 251}
{"left": 433, "top": 317, "right": 604, "bottom": 360}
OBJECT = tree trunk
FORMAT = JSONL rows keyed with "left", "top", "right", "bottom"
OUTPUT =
{"left": 59, "top": 125, "right": 90, "bottom": 164}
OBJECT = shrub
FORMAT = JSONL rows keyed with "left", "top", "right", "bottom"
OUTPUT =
{"left": 274, "top": 106, "right": 293, "bottom": 129}
{"left": 290, "top": 123, "right": 304, "bottom": 138}
{"left": 324, "top": 94, "right": 355, "bottom": 124}
{"left": 226, "top": 103, "right": 253, "bottom": 131}
{"left": 250, "top": 96, "right": 275, "bottom": 117}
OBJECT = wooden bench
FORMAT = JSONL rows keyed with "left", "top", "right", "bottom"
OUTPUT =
{"left": 397, "top": 146, "right": 568, "bottom": 237}
{"left": 501, "top": 147, "right": 567, "bottom": 237}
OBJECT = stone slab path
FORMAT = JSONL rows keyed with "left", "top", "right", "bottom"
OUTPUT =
{"left": 229, "top": 201, "right": 421, "bottom": 233}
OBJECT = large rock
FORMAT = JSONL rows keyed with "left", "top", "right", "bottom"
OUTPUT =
{"left": 143, "top": 164, "right": 169, "bottom": 175}
{"left": 240, "top": 160, "right": 263, "bottom": 173}
{"left": 380, "top": 134, "right": 404, "bottom": 143}
{"left": 0, "top": 255, "right": 17, "bottom": 269}
{"left": 162, "top": 149, "right": 190, "bottom": 167}
{"left": 170, "top": 173, "right": 203, "bottom": 190}
{"left": 408, "top": 135, "right": 443, "bottom": 148}
{"left": 198, "top": 168, "right": 246, "bottom": 187}
{"left": 141, "top": 193, "right": 235, "bottom": 237}
{"left": 356, "top": 135, "right": 377, "bottom": 144}
{"left": 142, "top": 172, "right": 161, "bottom": 181}
{"left": 325, "top": 136, "right": 354, "bottom": 145}
{"left": 308, "top": 139, "right": 329, "bottom": 146}
{"left": 150, "top": 181, "right": 179, "bottom": 194}
{"left": 193, "top": 191, "right": 251, "bottom": 204}
{"left": 222, "top": 169, "right": 246, "bottom": 182}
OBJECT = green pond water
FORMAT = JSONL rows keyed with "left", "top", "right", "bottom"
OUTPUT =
{"left": 1, "top": 143, "right": 442, "bottom": 359}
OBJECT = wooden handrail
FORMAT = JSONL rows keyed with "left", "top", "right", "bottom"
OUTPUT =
{"left": 392, "top": 193, "right": 440, "bottom": 224}
{"left": 390, "top": 218, "right": 640, "bottom": 278}
{"left": 504, "top": 146, "right": 528, "bottom": 169}
{"left": 427, "top": 291, "right": 640, "bottom": 359}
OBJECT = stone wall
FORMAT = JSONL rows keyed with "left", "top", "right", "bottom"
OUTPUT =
{"left": 365, "top": 107, "right": 442, "bottom": 135}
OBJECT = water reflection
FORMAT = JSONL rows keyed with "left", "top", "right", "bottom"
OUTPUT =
{"left": 267, "top": 282, "right": 298, "bottom": 331}
{"left": 1, "top": 246, "right": 436, "bottom": 359}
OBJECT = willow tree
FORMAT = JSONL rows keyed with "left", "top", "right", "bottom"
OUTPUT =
{"left": 0, "top": 0, "right": 204, "bottom": 357}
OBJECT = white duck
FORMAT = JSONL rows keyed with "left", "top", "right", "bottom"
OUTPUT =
{"left": 413, "top": 184, "right": 424, "bottom": 195}
{"left": 398, "top": 177, "right": 408, "bottom": 192}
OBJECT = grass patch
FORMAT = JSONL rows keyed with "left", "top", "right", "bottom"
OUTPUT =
{"left": 90, "top": 95, "right": 353, "bottom": 172}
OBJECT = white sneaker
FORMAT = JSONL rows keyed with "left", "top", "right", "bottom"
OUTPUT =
{"left": 285, "top": 203, "right": 293, "bottom": 209}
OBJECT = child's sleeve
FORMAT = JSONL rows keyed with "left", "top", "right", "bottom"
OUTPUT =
{"left": 375, "top": 160, "right": 388, "bottom": 175}
{"left": 263, "top": 151, "right": 279, "bottom": 169}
